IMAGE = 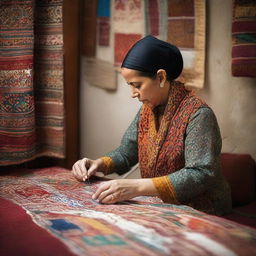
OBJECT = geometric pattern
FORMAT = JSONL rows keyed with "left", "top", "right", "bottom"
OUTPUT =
{"left": 0, "top": 0, "right": 65, "bottom": 166}
{"left": 0, "top": 167, "right": 256, "bottom": 255}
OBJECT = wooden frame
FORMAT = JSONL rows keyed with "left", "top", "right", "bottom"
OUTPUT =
{"left": 62, "top": 0, "right": 80, "bottom": 168}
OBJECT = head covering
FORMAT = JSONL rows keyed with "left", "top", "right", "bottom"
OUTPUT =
{"left": 121, "top": 35, "right": 183, "bottom": 80}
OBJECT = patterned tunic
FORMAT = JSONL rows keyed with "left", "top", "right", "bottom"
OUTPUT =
{"left": 101, "top": 84, "right": 232, "bottom": 216}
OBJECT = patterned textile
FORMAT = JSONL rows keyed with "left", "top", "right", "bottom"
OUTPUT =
{"left": 114, "top": 33, "right": 142, "bottom": 65}
{"left": 168, "top": 0, "right": 206, "bottom": 89}
{"left": 34, "top": 0, "right": 65, "bottom": 158}
{"left": 0, "top": 0, "right": 65, "bottom": 166}
{"left": 232, "top": 0, "right": 256, "bottom": 77}
{"left": 138, "top": 83, "right": 204, "bottom": 178}
{"left": 0, "top": 167, "right": 256, "bottom": 256}
{"left": 97, "top": 0, "right": 111, "bottom": 46}
{"left": 145, "top": 0, "right": 168, "bottom": 41}
{"left": 0, "top": 0, "right": 35, "bottom": 165}
{"left": 145, "top": 0, "right": 160, "bottom": 37}
{"left": 113, "top": 0, "right": 143, "bottom": 65}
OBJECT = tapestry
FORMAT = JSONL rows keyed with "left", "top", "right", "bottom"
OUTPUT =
{"left": 114, "top": 33, "right": 142, "bottom": 65}
{"left": 97, "top": 0, "right": 111, "bottom": 46}
{"left": 113, "top": 0, "right": 144, "bottom": 65}
{"left": 232, "top": 0, "right": 256, "bottom": 77}
{"left": 145, "top": 0, "right": 168, "bottom": 41}
{"left": 83, "top": 0, "right": 116, "bottom": 90}
{"left": 34, "top": 0, "right": 65, "bottom": 158}
{"left": 0, "top": 0, "right": 65, "bottom": 166}
{"left": 0, "top": 0, "right": 35, "bottom": 165}
{"left": 0, "top": 167, "right": 256, "bottom": 256}
{"left": 168, "top": 0, "right": 206, "bottom": 89}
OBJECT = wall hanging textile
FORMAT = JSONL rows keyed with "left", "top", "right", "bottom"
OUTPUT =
{"left": 167, "top": 0, "right": 206, "bottom": 89}
{"left": 82, "top": 0, "right": 206, "bottom": 91}
{"left": 97, "top": 0, "right": 111, "bottom": 46}
{"left": 232, "top": 0, "right": 256, "bottom": 77}
{"left": 82, "top": 0, "right": 116, "bottom": 90}
{"left": 145, "top": 0, "right": 168, "bottom": 41}
{"left": 0, "top": 0, "right": 65, "bottom": 166}
{"left": 0, "top": 167, "right": 256, "bottom": 256}
{"left": 113, "top": 0, "right": 144, "bottom": 66}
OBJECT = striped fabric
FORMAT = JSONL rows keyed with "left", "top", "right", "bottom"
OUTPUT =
{"left": 232, "top": 0, "right": 256, "bottom": 77}
{"left": 34, "top": 0, "right": 65, "bottom": 159}
{"left": 167, "top": 0, "right": 206, "bottom": 89}
{"left": 0, "top": 0, "right": 65, "bottom": 166}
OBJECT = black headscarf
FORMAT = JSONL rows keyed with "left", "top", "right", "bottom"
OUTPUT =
{"left": 121, "top": 35, "right": 183, "bottom": 80}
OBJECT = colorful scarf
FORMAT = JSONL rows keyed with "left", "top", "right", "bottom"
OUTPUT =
{"left": 138, "top": 83, "right": 205, "bottom": 178}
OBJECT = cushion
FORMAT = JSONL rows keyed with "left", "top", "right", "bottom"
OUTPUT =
{"left": 223, "top": 201, "right": 256, "bottom": 229}
{"left": 221, "top": 153, "right": 256, "bottom": 206}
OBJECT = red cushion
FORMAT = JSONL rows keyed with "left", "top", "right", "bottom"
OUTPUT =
{"left": 223, "top": 201, "right": 256, "bottom": 229}
{"left": 221, "top": 153, "right": 256, "bottom": 206}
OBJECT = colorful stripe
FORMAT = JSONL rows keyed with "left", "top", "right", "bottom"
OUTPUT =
{"left": 145, "top": 0, "right": 160, "bottom": 37}
{"left": 0, "top": 0, "right": 65, "bottom": 166}
{"left": 1, "top": 167, "right": 255, "bottom": 255}
{"left": 0, "top": 0, "right": 36, "bottom": 165}
{"left": 167, "top": 0, "right": 206, "bottom": 89}
{"left": 232, "top": 0, "right": 256, "bottom": 77}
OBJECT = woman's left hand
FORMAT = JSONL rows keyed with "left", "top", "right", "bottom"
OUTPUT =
{"left": 92, "top": 179, "right": 142, "bottom": 204}
{"left": 92, "top": 178, "right": 158, "bottom": 204}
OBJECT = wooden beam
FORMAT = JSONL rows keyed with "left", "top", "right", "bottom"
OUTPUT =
{"left": 62, "top": 0, "right": 80, "bottom": 168}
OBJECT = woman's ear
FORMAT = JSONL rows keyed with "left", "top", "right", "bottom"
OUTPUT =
{"left": 157, "top": 69, "right": 167, "bottom": 86}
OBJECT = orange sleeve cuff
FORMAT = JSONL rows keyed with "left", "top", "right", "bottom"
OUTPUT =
{"left": 152, "top": 176, "right": 179, "bottom": 204}
{"left": 100, "top": 156, "right": 115, "bottom": 175}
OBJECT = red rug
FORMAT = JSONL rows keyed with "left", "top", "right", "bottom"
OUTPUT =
{"left": 0, "top": 167, "right": 256, "bottom": 256}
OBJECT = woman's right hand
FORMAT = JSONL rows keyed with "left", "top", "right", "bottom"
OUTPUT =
{"left": 72, "top": 158, "right": 103, "bottom": 182}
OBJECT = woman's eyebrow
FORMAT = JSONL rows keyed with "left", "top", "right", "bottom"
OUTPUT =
{"left": 127, "top": 81, "right": 141, "bottom": 86}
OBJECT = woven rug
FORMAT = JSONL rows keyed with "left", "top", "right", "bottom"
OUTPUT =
{"left": 0, "top": 167, "right": 256, "bottom": 256}
{"left": 167, "top": 0, "right": 206, "bottom": 89}
{"left": 232, "top": 0, "right": 256, "bottom": 77}
{"left": 0, "top": 0, "right": 65, "bottom": 166}
{"left": 0, "top": 0, "right": 35, "bottom": 165}
{"left": 34, "top": 0, "right": 65, "bottom": 158}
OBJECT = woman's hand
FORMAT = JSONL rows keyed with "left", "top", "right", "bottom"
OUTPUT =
{"left": 72, "top": 158, "right": 103, "bottom": 181}
{"left": 92, "top": 178, "right": 158, "bottom": 204}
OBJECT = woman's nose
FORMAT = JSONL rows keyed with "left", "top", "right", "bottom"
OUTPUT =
{"left": 131, "top": 88, "right": 139, "bottom": 98}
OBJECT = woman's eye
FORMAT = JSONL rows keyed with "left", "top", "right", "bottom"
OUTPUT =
{"left": 135, "top": 84, "right": 141, "bottom": 89}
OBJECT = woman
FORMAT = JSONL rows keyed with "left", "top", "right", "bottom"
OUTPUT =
{"left": 72, "top": 35, "right": 231, "bottom": 216}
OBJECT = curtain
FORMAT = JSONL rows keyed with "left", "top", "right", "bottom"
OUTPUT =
{"left": 0, "top": 0, "right": 65, "bottom": 166}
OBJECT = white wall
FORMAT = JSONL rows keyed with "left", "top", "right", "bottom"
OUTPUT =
{"left": 80, "top": 71, "right": 141, "bottom": 159}
{"left": 80, "top": 0, "right": 256, "bottom": 162}
{"left": 199, "top": 0, "right": 256, "bottom": 160}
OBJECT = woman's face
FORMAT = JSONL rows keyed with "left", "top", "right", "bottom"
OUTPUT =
{"left": 121, "top": 68, "right": 165, "bottom": 109}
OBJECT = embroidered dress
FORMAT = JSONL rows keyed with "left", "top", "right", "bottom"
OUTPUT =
{"left": 102, "top": 83, "right": 231, "bottom": 215}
